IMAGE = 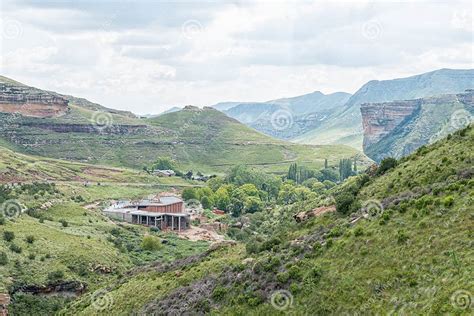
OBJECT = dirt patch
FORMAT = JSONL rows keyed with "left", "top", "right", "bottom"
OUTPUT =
{"left": 178, "top": 226, "right": 225, "bottom": 243}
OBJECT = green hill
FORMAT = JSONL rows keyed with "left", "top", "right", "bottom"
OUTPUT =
{"left": 64, "top": 125, "right": 473, "bottom": 315}
{"left": 0, "top": 76, "right": 370, "bottom": 174}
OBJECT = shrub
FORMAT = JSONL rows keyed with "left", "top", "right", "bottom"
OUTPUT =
{"left": 28, "top": 253, "right": 35, "bottom": 260}
{"left": 277, "top": 271, "right": 290, "bottom": 283}
{"left": 59, "top": 219, "right": 68, "bottom": 227}
{"left": 397, "top": 230, "right": 409, "bottom": 244}
{"left": 335, "top": 193, "right": 355, "bottom": 215}
{"left": 47, "top": 270, "right": 64, "bottom": 282}
{"left": 212, "top": 285, "right": 228, "bottom": 301}
{"left": 442, "top": 196, "right": 455, "bottom": 207}
{"left": 3, "top": 231, "right": 15, "bottom": 242}
{"left": 288, "top": 265, "right": 303, "bottom": 281}
{"left": 354, "top": 227, "right": 364, "bottom": 237}
{"left": 25, "top": 235, "right": 35, "bottom": 244}
{"left": 377, "top": 157, "right": 398, "bottom": 175}
{"left": 141, "top": 235, "right": 162, "bottom": 251}
{"left": 0, "top": 216, "right": 5, "bottom": 225}
{"left": 0, "top": 251, "right": 8, "bottom": 265}
{"left": 9, "top": 243, "right": 22, "bottom": 253}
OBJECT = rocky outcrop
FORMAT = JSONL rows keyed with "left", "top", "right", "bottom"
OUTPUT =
{"left": 20, "top": 122, "right": 148, "bottom": 135}
{"left": 0, "top": 83, "right": 68, "bottom": 118}
{"left": 361, "top": 90, "right": 474, "bottom": 161}
{"left": 360, "top": 99, "right": 421, "bottom": 150}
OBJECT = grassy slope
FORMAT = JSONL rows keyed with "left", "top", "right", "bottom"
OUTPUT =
{"left": 0, "top": 105, "right": 369, "bottom": 175}
{"left": 0, "top": 157, "right": 208, "bottom": 314}
{"left": 0, "top": 75, "right": 370, "bottom": 174}
{"left": 0, "top": 145, "right": 195, "bottom": 187}
{"left": 69, "top": 125, "right": 473, "bottom": 315}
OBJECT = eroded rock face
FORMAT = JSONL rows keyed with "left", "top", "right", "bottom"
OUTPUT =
{"left": 0, "top": 83, "right": 68, "bottom": 118}
{"left": 361, "top": 90, "right": 474, "bottom": 161}
{"left": 360, "top": 99, "right": 421, "bottom": 150}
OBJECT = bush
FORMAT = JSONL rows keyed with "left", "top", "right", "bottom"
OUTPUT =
{"left": 9, "top": 243, "right": 22, "bottom": 253}
{"left": 3, "top": 231, "right": 15, "bottom": 242}
{"left": 25, "top": 235, "right": 35, "bottom": 244}
{"left": 212, "top": 285, "right": 228, "bottom": 301}
{"left": 442, "top": 196, "right": 455, "bottom": 207}
{"left": 141, "top": 235, "right": 162, "bottom": 251}
{"left": 0, "top": 216, "right": 5, "bottom": 225}
{"left": 59, "top": 219, "right": 68, "bottom": 227}
{"left": 335, "top": 193, "right": 355, "bottom": 215}
{"left": 354, "top": 227, "right": 364, "bottom": 237}
{"left": 397, "top": 230, "right": 409, "bottom": 244}
{"left": 0, "top": 251, "right": 8, "bottom": 265}
{"left": 47, "top": 270, "right": 64, "bottom": 282}
{"left": 377, "top": 157, "right": 398, "bottom": 175}
{"left": 277, "top": 271, "right": 290, "bottom": 283}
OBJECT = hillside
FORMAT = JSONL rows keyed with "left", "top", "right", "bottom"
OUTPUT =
{"left": 0, "top": 76, "right": 370, "bottom": 174}
{"left": 215, "top": 91, "right": 350, "bottom": 140}
{"left": 362, "top": 90, "right": 474, "bottom": 161}
{"left": 64, "top": 124, "right": 474, "bottom": 315}
{"left": 294, "top": 68, "right": 474, "bottom": 149}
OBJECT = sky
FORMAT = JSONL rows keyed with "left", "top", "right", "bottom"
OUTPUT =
{"left": 0, "top": 0, "right": 472, "bottom": 115}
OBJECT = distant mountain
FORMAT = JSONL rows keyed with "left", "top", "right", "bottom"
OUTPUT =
{"left": 361, "top": 90, "right": 474, "bottom": 161}
{"left": 213, "top": 91, "right": 351, "bottom": 139}
{"left": 212, "top": 101, "right": 245, "bottom": 111}
{"left": 269, "top": 91, "right": 351, "bottom": 115}
{"left": 0, "top": 76, "right": 369, "bottom": 174}
{"left": 294, "top": 68, "right": 474, "bottom": 149}
{"left": 142, "top": 106, "right": 182, "bottom": 118}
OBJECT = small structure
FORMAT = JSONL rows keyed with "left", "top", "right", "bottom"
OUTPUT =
{"left": 212, "top": 208, "right": 226, "bottom": 215}
{"left": 103, "top": 196, "right": 189, "bottom": 231}
{"left": 153, "top": 169, "right": 175, "bottom": 177}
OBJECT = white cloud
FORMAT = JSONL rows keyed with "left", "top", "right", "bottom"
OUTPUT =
{"left": 0, "top": 0, "right": 472, "bottom": 114}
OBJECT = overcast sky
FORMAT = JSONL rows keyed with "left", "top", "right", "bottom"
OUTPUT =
{"left": 0, "top": 0, "right": 472, "bottom": 114}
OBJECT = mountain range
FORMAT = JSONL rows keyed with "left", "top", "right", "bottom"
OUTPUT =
{"left": 212, "top": 91, "right": 351, "bottom": 140}
{"left": 210, "top": 69, "right": 474, "bottom": 159}
{"left": 294, "top": 68, "right": 474, "bottom": 148}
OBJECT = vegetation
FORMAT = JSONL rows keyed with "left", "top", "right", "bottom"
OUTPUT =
{"left": 66, "top": 125, "right": 473, "bottom": 315}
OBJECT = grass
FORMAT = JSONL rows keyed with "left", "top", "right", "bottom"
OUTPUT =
{"left": 63, "top": 125, "right": 473, "bottom": 315}
{"left": 0, "top": 105, "right": 370, "bottom": 175}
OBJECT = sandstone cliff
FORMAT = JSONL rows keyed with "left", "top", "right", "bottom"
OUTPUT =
{"left": 361, "top": 99, "right": 422, "bottom": 150}
{"left": 361, "top": 90, "right": 474, "bottom": 161}
{"left": 0, "top": 82, "right": 69, "bottom": 118}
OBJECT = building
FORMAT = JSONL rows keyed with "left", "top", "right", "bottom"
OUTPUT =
{"left": 153, "top": 169, "right": 175, "bottom": 177}
{"left": 103, "top": 196, "right": 189, "bottom": 231}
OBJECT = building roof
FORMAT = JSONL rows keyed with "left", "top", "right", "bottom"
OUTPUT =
{"left": 122, "top": 196, "right": 183, "bottom": 207}
{"left": 104, "top": 207, "right": 188, "bottom": 217}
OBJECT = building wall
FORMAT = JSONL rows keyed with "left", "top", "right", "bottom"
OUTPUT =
{"left": 141, "top": 202, "right": 184, "bottom": 213}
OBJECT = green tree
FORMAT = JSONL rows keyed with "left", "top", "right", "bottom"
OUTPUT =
{"left": 339, "top": 158, "right": 353, "bottom": 181}
{"left": 200, "top": 196, "right": 212, "bottom": 209}
{"left": 182, "top": 188, "right": 197, "bottom": 201}
{"left": 240, "top": 184, "right": 259, "bottom": 197}
{"left": 244, "top": 196, "right": 263, "bottom": 213}
{"left": 207, "top": 177, "right": 224, "bottom": 192}
{"left": 152, "top": 157, "right": 178, "bottom": 171}
{"left": 214, "top": 187, "right": 231, "bottom": 210}
{"left": 377, "top": 157, "right": 398, "bottom": 175}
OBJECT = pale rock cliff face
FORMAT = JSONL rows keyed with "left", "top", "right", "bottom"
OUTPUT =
{"left": 0, "top": 83, "right": 68, "bottom": 118}
{"left": 360, "top": 99, "right": 421, "bottom": 150}
{"left": 361, "top": 90, "right": 474, "bottom": 161}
